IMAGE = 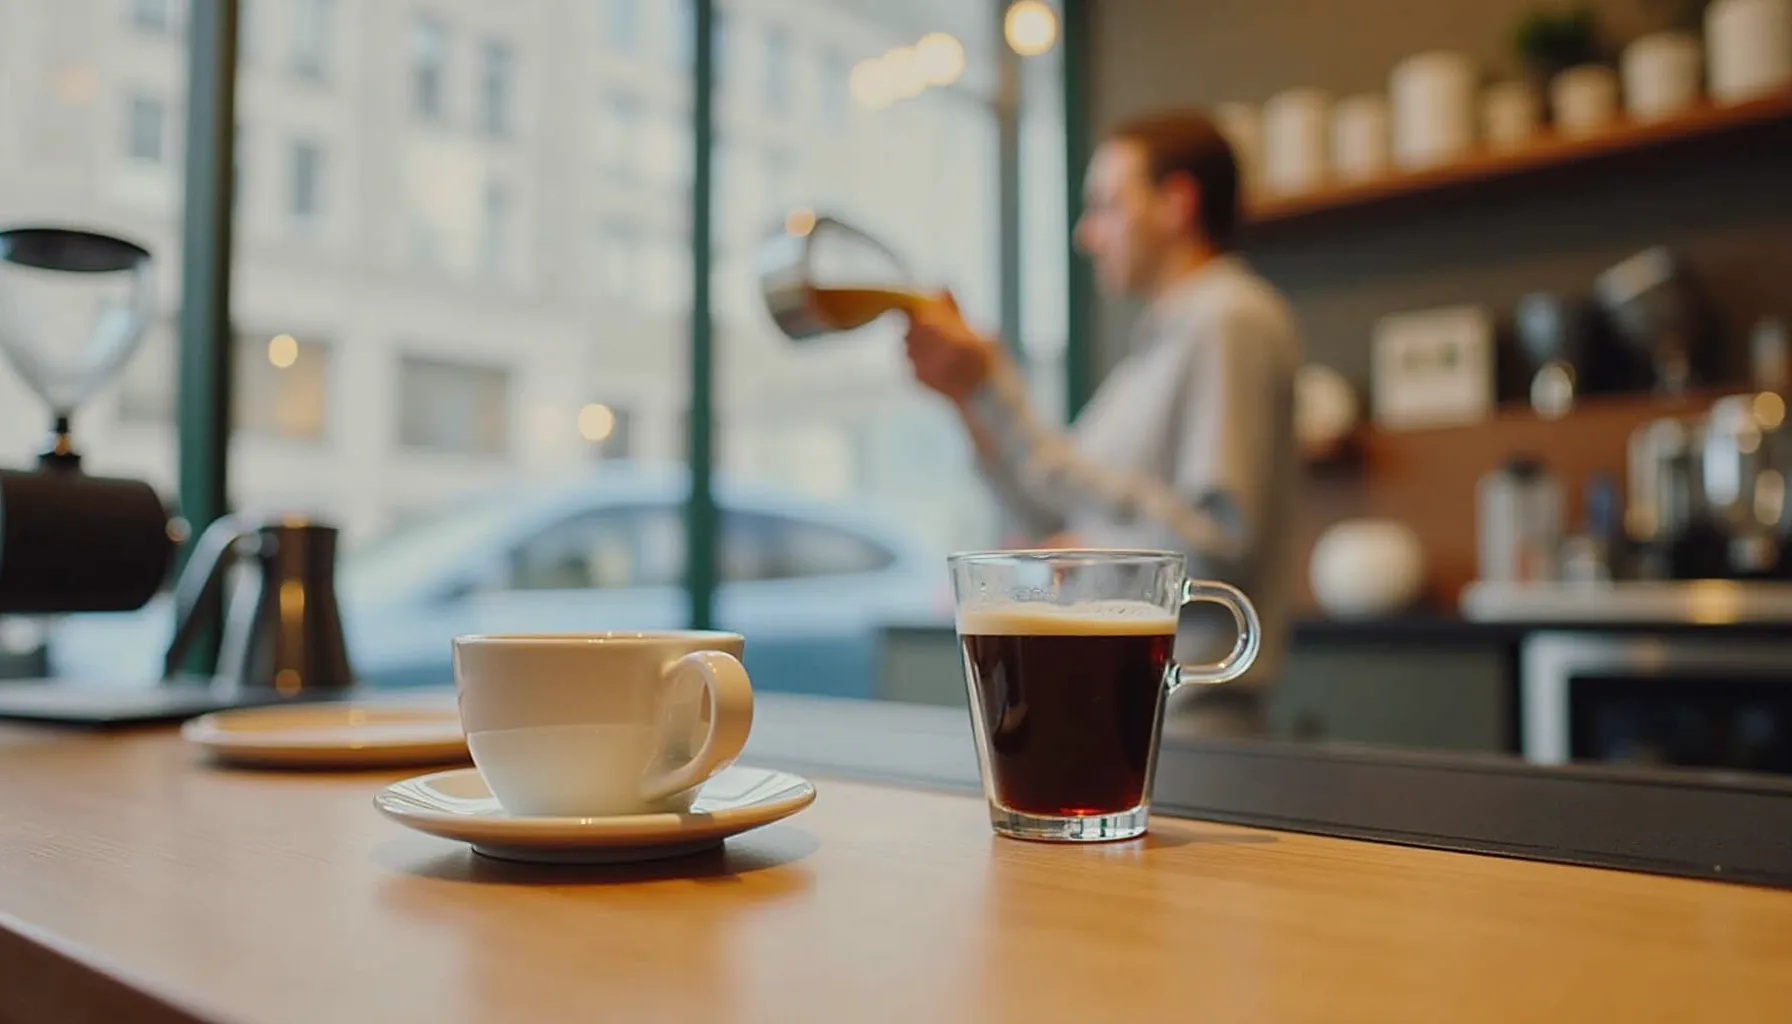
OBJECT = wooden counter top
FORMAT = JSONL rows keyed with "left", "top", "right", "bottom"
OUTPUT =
{"left": 2, "top": 722, "right": 1791, "bottom": 1023}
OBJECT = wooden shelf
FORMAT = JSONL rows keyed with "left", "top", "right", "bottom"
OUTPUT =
{"left": 1246, "top": 88, "right": 1792, "bottom": 230}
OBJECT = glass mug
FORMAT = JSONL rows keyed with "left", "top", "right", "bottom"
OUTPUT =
{"left": 948, "top": 550, "right": 1261, "bottom": 842}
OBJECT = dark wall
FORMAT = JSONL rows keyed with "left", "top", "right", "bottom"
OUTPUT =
{"left": 1086, "top": 0, "right": 1792, "bottom": 389}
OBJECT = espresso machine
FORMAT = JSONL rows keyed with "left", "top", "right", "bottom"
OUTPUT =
{"left": 1626, "top": 394, "right": 1792, "bottom": 580}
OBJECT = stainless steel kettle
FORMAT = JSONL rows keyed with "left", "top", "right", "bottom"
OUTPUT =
{"left": 163, "top": 514, "right": 353, "bottom": 693}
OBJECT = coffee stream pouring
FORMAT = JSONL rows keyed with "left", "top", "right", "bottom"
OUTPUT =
{"left": 759, "top": 211, "right": 929, "bottom": 341}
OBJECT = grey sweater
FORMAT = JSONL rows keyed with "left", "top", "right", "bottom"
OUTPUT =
{"left": 966, "top": 255, "right": 1301, "bottom": 690}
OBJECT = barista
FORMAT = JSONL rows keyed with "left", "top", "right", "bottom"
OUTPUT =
{"left": 903, "top": 111, "right": 1302, "bottom": 733}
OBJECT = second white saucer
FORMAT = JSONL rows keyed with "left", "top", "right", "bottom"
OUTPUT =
{"left": 183, "top": 702, "right": 468, "bottom": 769}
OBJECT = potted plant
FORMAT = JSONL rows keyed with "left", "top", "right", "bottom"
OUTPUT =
{"left": 1513, "top": 5, "right": 1617, "bottom": 134}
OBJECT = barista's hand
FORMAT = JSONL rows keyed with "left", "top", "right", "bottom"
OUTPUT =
{"left": 904, "top": 290, "right": 999, "bottom": 405}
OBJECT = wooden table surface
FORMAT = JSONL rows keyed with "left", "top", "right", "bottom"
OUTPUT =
{"left": 3, "top": 722, "right": 1791, "bottom": 1024}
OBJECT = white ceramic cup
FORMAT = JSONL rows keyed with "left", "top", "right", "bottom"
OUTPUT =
{"left": 1390, "top": 50, "right": 1478, "bottom": 169}
{"left": 1706, "top": 0, "right": 1792, "bottom": 103}
{"left": 1263, "top": 88, "right": 1331, "bottom": 195}
{"left": 453, "top": 632, "right": 755, "bottom": 818}
{"left": 1623, "top": 31, "right": 1702, "bottom": 122}
{"left": 1482, "top": 80, "right": 1541, "bottom": 149}
{"left": 1551, "top": 64, "right": 1620, "bottom": 136}
{"left": 1331, "top": 94, "right": 1391, "bottom": 182}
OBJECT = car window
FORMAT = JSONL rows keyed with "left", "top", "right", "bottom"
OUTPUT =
{"left": 721, "top": 511, "right": 894, "bottom": 582}
{"left": 506, "top": 505, "right": 682, "bottom": 591}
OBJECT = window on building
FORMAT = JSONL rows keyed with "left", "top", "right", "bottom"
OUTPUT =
{"left": 594, "top": 221, "right": 636, "bottom": 296}
{"left": 763, "top": 146, "right": 794, "bottom": 219}
{"left": 599, "top": 92, "right": 642, "bottom": 179}
{"left": 606, "top": 0, "right": 639, "bottom": 52}
{"left": 642, "top": 110, "right": 691, "bottom": 187}
{"left": 291, "top": 0, "right": 331, "bottom": 81}
{"left": 763, "top": 24, "right": 791, "bottom": 115}
{"left": 237, "top": 332, "right": 330, "bottom": 440}
{"left": 582, "top": 403, "right": 633, "bottom": 460}
{"left": 289, "top": 139, "right": 323, "bottom": 221}
{"left": 125, "top": 93, "right": 165, "bottom": 164}
{"left": 397, "top": 356, "right": 510, "bottom": 454}
{"left": 479, "top": 39, "right": 514, "bottom": 138}
{"left": 478, "top": 180, "right": 510, "bottom": 278}
{"left": 412, "top": 15, "right": 449, "bottom": 120}
{"left": 819, "top": 49, "right": 849, "bottom": 131}
{"left": 130, "top": 0, "right": 175, "bottom": 34}
{"left": 118, "top": 326, "right": 330, "bottom": 443}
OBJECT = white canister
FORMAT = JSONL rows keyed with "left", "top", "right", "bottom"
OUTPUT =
{"left": 1213, "top": 102, "right": 1264, "bottom": 197}
{"left": 1706, "top": 0, "right": 1792, "bottom": 102}
{"left": 1309, "top": 520, "right": 1427, "bottom": 619}
{"left": 1331, "top": 94, "right": 1391, "bottom": 182}
{"left": 1263, "top": 89, "right": 1331, "bottom": 195}
{"left": 1551, "top": 64, "right": 1620, "bottom": 136}
{"left": 1390, "top": 50, "right": 1478, "bottom": 169}
{"left": 1482, "top": 80, "right": 1541, "bottom": 149}
{"left": 1623, "top": 30, "right": 1703, "bottom": 121}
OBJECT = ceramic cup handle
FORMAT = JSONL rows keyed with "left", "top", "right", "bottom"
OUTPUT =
{"left": 1168, "top": 579, "right": 1262, "bottom": 689}
{"left": 639, "top": 650, "right": 755, "bottom": 805}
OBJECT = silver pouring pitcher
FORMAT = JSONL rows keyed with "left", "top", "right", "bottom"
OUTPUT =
{"left": 758, "top": 211, "right": 926, "bottom": 341}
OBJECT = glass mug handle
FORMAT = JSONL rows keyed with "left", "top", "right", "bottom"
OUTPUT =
{"left": 1169, "top": 579, "right": 1263, "bottom": 689}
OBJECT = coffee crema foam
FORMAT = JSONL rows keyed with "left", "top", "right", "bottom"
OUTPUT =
{"left": 957, "top": 601, "right": 1176, "bottom": 637}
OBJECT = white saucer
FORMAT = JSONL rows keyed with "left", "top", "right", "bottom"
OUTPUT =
{"left": 373, "top": 765, "right": 816, "bottom": 864}
{"left": 182, "top": 703, "right": 468, "bottom": 769}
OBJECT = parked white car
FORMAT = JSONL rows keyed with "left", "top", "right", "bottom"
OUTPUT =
{"left": 48, "top": 465, "right": 952, "bottom": 698}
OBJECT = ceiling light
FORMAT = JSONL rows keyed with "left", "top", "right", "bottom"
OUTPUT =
{"left": 1004, "top": 1, "right": 1059, "bottom": 57}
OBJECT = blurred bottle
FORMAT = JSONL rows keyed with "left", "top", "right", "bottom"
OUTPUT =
{"left": 1476, "top": 456, "right": 1563, "bottom": 583}
{"left": 1561, "top": 473, "right": 1624, "bottom": 583}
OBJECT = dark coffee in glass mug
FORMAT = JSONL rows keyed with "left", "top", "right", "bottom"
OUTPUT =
{"left": 950, "top": 551, "right": 1260, "bottom": 842}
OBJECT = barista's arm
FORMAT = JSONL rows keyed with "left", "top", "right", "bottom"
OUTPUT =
{"left": 958, "top": 315, "right": 1267, "bottom": 571}
{"left": 953, "top": 372, "right": 1070, "bottom": 540}
{"left": 907, "top": 290, "right": 1255, "bottom": 558}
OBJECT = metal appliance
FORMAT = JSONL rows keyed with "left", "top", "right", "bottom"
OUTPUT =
{"left": 1522, "top": 627, "right": 1792, "bottom": 775}
{"left": 759, "top": 212, "right": 925, "bottom": 341}
{"left": 1625, "top": 394, "right": 1792, "bottom": 580}
{"left": 1593, "top": 246, "right": 1712, "bottom": 396}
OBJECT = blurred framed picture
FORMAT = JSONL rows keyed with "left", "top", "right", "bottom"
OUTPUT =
{"left": 1372, "top": 305, "right": 1495, "bottom": 429}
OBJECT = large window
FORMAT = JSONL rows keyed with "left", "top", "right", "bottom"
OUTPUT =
{"left": 4, "top": 0, "right": 1069, "bottom": 702}
{"left": 125, "top": 92, "right": 168, "bottom": 164}
{"left": 288, "top": 139, "right": 324, "bottom": 222}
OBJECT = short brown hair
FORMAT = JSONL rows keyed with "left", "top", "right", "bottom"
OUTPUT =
{"left": 1106, "top": 111, "right": 1240, "bottom": 250}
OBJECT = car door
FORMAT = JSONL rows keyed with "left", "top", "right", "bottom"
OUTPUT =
{"left": 714, "top": 510, "right": 903, "bottom": 698}
{"left": 454, "top": 503, "right": 688, "bottom": 635}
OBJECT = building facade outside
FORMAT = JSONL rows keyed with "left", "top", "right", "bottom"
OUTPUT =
{"left": 0, "top": 0, "right": 1067, "bottom": 571}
